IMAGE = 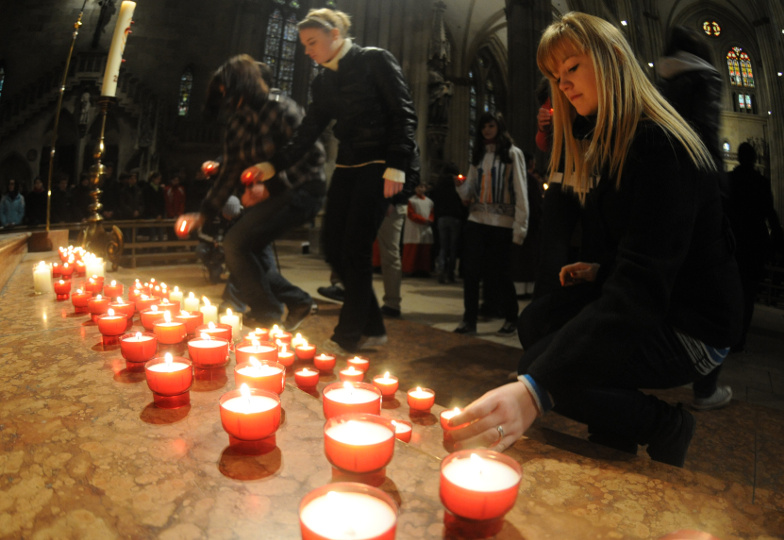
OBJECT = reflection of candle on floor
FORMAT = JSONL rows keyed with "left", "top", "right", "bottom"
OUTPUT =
{"left": 439, "top": 449, "right": 522, "bottom": 521}
{"left": 299, "top": 485, "right": 398, "bottom": 540}
{"left": 407, "top": 387, "right": 435, "bottom": 412}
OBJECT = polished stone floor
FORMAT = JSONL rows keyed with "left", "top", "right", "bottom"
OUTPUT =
{"left": 2, "top": 234, "right": 783, "bottom": 539}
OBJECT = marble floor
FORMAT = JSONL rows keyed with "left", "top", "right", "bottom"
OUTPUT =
{"left": 2, "top": 233, "right": 783, "bottom": 539}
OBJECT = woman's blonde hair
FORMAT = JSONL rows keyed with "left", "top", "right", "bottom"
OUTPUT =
{"left": 537, "top": 12, "right": 715, "bottom": 200}
{"left": 298, "top": 8, "right": 351, "bottom": 38}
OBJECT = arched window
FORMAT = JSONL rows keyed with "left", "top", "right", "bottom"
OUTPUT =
{"left": 727, "top": 47, "right": 754, "bottom": 88}
{"left": 702, "top": 21, "right": 721, "bottom": 37}
{"left": 263, "top": 8, "right": 300, "bottom": 96}
{"left": 177, "top": 68, "right": 193, "bottom": 117}
{"left": 739, "top": 51, "right": 754, "bottom": 88}
{"left": 467, "top": 47, "right": 506, "bottom": 157}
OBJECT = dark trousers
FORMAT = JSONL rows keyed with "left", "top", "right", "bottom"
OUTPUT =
{"left": 461, "top": 221, "right": 518, "bottom": 326}
{"left": 520, "top": 324, "right": 702, "bottom": 445}
{"left": 222, "top": 188, "right": 322, "bottom": 320}
{"left": 436, "top": 216, "right": 462, "bottom": 277}
{"left": 322, "top": 165, "right": 388, "bottom": 347}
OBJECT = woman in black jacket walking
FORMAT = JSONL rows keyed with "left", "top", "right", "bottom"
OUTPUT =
{"left": 245, "top": 8, "right": 419, "bottom": 353}
{"left": 445, "top": 12, "right": 742, "bottom": 468}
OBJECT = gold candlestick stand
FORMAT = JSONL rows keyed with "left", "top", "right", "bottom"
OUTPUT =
{"left": 77, "top": 97, "right": 123, "bottom": 270}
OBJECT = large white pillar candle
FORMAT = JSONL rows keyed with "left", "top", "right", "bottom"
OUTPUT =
{"left": 101, "top": 1, "right": 136, "bottom": 97}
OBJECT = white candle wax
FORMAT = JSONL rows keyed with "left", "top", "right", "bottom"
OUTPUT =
{"left": 326, "top": 387, "right": 380, "bottom": 404}
{"left": 441, "top": 455, "right": 521, "bottom": 491}
{"left": 392, "top": 420, "right": 412, "bottom": 435}
{"left": 85, "top": 257, "right": 105, "bottom": 278}
{"left": 220, "top": 310, "right": 242, "bottom": 338}
{"left": 183, "top": 293, "right": 200, "bottom": 313}
{"left": 300, "top": 492, "right": 396, "bottom": 539}
{"left": 237, "top": 364, "right": 283, "bottom": 377}
{"left": 326, "top": 420, "right": 394, "bottom": 445}
{"left": 200, "top": 304, "right": 218, "bottom": 324}
{"left": 409, "top": 388, "right": 434, "bottom": 399}
{"left": 101, "top": 1, "right": 136, "bottom": 97}
{"left": 33, "top": 263, "right": 53, "bottom": 294}
{"left": 147, "top": 361, "right": 190, "bottom": 373}
{"left": 168, "top": 287, "right": 183, "bottom": 304}
{"left": 222, "top": 394, "right": 279, "bottom": 414}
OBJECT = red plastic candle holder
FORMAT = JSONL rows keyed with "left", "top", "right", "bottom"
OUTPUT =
{"left": 135, "top": 296, "right": 159, "bottom": 314}
{"left": 154, "top": 319, "right": 187, "bottom": 345}
{"left": 294, "top": 367, "right": 320, "bottom": 389}
{"left": 234, "top": 359, "right": 286, "bottom": 394}
{"left": 108, "top": 299, "right": 135, "bottom": 320}
{"left": 140, "top": 307, "right": 166, "bottom": 331}
{"left": 407, "top": 387, "right": 436, "bottom": 413}
{"left": 71, "top": 289, "right": 92, "bottom": 313}
{"left": 195, "top": 322, "right": 232, "bottom": 343}
{"left": 235, "top": 340, "right": 277, "bottom": 364}
{"left": 120, "top": 332, "right": 158, "bottom": 372}
{"left": 372, "top": 373, "right": 399, "bottom": 399}
{"left": 242, "top": 327, "right": 270, "bottom": 344}
{"left": 87, "top": 295, "right": 110, "bottom": 323}
{"left": 84, "top": 276, "right": 104, "bottom": 295}
{"left": 324, "top": 413, "right": 396, "bottom": 475}
{"left": 268, "top": 329, "right": 292, "bottom": 345}
{"left": 439, "top": 449, "right": 522, "bottom": 524}
{"left": 175, "top": 311, "right": 203, "bottom": 335}
{"left": 322, "top": 381, "right": 382, "bottom": 419}
{"left": 299, "top": 483, "right": 398, "bottom": 540}
{"left": 276, "top": 345, "right": 296, "bottom": 368}
{"left": 313, "top": 353, "right": 336, "bottom": 373}
{"left": 339, "top": 366, "right": 365, "bottom": 383}
{"left": 53, "top": 279, "right": 71, "bottom": 301}
{"left": 59, "top": 262, "right": 75, "bottom": 279}
{"left": 294, "top": 343, "right": 316, "bottom": 362}
{"left": 144, "top": 355, "right": 193, "bottom": 408}
{"left": 156, "top": 299, "right": 180, "bottom": 315}
{"left": 187, "top": 336, "right": 230, "bottom": 369}
{"left": 347, "top": 356, "right": 370, "bottom": 373}
{"left": 103, "top": 280, "right": 123, "bottom": 299}
{"left": 219, "top": 386, "right": 281, "bottom": 452}
{"left": 391, "top": 420, "right": 413, "bottom": 443}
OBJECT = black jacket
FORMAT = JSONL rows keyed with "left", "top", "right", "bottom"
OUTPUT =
{"left": 271, "top": 43, "right": 418, "bottom": 178}
{"left": 527, "top": 121, "right": 742, "bottom": 392}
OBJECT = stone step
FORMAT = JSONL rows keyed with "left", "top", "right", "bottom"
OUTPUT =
{"left": 0, "top": 232, "right": 31, "bottom": 292}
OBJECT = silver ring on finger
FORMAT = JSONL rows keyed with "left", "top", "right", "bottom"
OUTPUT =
{"left": 496, "top": 424, "right": 505, "bottom": 443}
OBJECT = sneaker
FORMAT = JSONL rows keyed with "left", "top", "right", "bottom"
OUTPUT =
{"left": 358, "top": 334, "right": 388, "bottom": 350}
{"left": 285, "top": 300, "right": 316, "bottom": 331}
{"left": 646, "top": 405, "right": 696, "bottom": 468}
{"left": 380, "top": 306, "right": 401, "bottom": 318}
{"left": 317, "top": 285, "right": 345, "bottom": 303}
{"left": 691, "top": 385, "right": 732, "bottom": 411}
{"left": 322, "top": 338, "right": 357, "bottom": 356}
{"left": 453, "top": 321, "right": 476, "bottom": 335}
{"left": 496, "top": 321, "right": 517, "bottom": 337}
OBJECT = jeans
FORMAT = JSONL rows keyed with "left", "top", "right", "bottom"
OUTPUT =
{"left": 520, "top": 323, "right": 702, "bottom": 445}
{"left": 436, "top": 216, "right": 462, "bottom": 277}
{"left": 322, "top": 164, "right": 388, "bottom": 347}
{"left": 222, "top": 188, "right": 322, "bottom": 321}
{"left": 377, "top": 204, "right": 406, "bottom": 311}
{"left": 461, "top": 221, "right": 518, "bottom": 326}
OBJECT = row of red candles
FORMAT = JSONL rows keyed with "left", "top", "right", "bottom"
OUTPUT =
{"left": 46, "top": 263, "right": 523, "bottom": 538}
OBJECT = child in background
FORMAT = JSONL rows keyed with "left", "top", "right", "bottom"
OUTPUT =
{"left": 401, "top": 183, "right": 434, "bottom": 275}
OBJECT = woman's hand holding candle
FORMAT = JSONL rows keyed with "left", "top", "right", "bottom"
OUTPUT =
{"left": 447, "top": 381, "right": 539, "bottom": 452}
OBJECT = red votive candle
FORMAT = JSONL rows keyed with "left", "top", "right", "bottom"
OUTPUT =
{"left": 187, "top": 334, "right": 230, "bottom": 368}
{"left": 98, "top": 308, "right": 127, "bottom": 336}
{"left": 120, "top": 331, "right": 157, "bottom": 371}
{"left": 141, "top": 306, "right": 166, "bottom": 331}
{"left": 153, "top": 311, "right": 187, "bottom": 345}
{"left": 347, "top": 356, "right": 370, "bottom": 373}
{"left": 74, "top": 260, "right": 86, "bottom": 276}
{"left": 59, "top": 262, "right": 75, "bottom": 279}
{"left": 145, "top": 353, "right": 193, "bottom": 408}
{"left": 268, "top": 326, "right": 291, "bottom": 345}
{"left": 294, "top": 367, "right": 320, "bottom": 389}
{"left": 322, "top": 381, "right": 381, "bottom": 419}
{"left": 295, "top": 343, "right": 316, "bottom": 362}
{"left": 108, "top": 298, "right": 135, "bottom": 320}
{"left": 52, "top": 262, "right": 62, "bottom": 279}
{"left": 195, "top": 322, "right": 232, "bottom": 343}
{"left": 440, "top": 407, "right": 464, "bottom": 431}
{"left": 53, "top": 279, "right": 71, "bottom": 300}
{"left": 234, "top": 358, "right": 286, "bottom": 394}
{"left": 243, "top": 327, "right": 270, "bottom": 344}
{"left": 324, "top": 413, "right": 396, "bottom": 474}
{"left": 299, "top": 483, "right": 398, "bottom": 540}
{"left": 219, "top": 384, "right": 281, "bottom": 444}
{"left": 372, "top": 372, "right": 399, "bottom": 399}
{"left": 276, "top": 342, "right": 295, "bottom": 368}
{"left": 439, "top": 449, "right": 522, "bottom": 522}
{"left": 128, "top": 287, "right": 144, "bottom": 303}
{"left": 135, "top": 295, "right": 159, "bottom": 314}
{"left": 84, "top": 276, "right": 104, "bottom": 295}
{"left": 103, "top": 280, "right": 123, "bottom": 299}
{"left": 314, "top": 353, "right": 336, "bottom": 373}
{"left": 407, "top": 387, "right": 436, "bottom": 413}
{"left": 156, "top": 298, "right": 180, "bottom": 315}
{"left": 339, "top": 366, "right": 365, "bottom": 383}
{"left": 235, "top": 340, "right": 277, "bottom": 364}
{"left": 391, "top": 420, "right": 413, "bottom": 443}
{"left": 175, "top": 310, "right": 203, "bottom": 335}
{"left": 88, "top": 294, "right": 110, "bottom": 323}
{"left": 71, "top": 288, "right": 92, "bottom": 313}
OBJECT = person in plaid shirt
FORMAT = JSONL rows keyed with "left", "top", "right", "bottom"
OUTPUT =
{"left": 177, "top": 55, "right": 325, "bottom": 329}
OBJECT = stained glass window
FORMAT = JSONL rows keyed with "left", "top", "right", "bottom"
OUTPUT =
{"left": 263, "top": 9, "right": 299, "bottom": 96}
{"left": 178, "top": 68, "right": 193, "bottom": 116}
{"left": 739, "top": 51, "right": 754, "bottom": 88}
{"left": 738, "top": 93, "right": 745, "bottom": 110}
{"left": 727, "top": 49, "right": 741, "bottom": 86}
{"left": 728, "top": 47, "right": 754, "bottom": 88}
{"left": 702, "top": 21, "right": 720, "bottom": 37}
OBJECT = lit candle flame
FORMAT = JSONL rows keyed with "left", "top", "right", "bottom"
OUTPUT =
{"left": 202, "top": 297, "right": 211, "bottom": 306}
{"left": 164, "top": 352, "right": 173, "bottom": 365}
{"left": 163, "top": 311, "right": 172, "bottom": 323}
{"left": 150, "top": 305, "right": 158, "bottom": 312}
{"left": 135, "top": 331, "right": 142, "bottom": 340}
{"left": 252, "top": 339, "right": 260, "bottom": 348}
{"left": 173, "top": 286, "right": 180, "bottom": 293}
{"left": 107, "top": 308, "right": 115, "bottom": 316}
{"left": 249, "top": 357, "right": 261, "bottom": 368}
{"left": 188, "top": 292, "right": 195, "bottom": 299}
{"left": 226, "top": 308, "right": 233, "bottom": 316}
{"left": 111, "top": 280, "right": 117, "bottom": 286}
{"left": 179, "top": 220, "right": 187, "bottom": 233}
{"left": 95, "top": 294, "right": 102, "bottom": 300}
{"left": 384, "top": 371, "right": 390, "bottom": 378}
{"left": 469, "top": 453, "right": 484, "bottom": 474}
{"left": 116, "top": 297, "right": 123, "bottom": 303}
{"left": 182, "top": 310, "right": 190, "bottom": 316}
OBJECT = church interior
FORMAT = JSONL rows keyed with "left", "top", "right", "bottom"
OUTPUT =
{"left": 1, "top": 0, "right": 783, "bottom": 538}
